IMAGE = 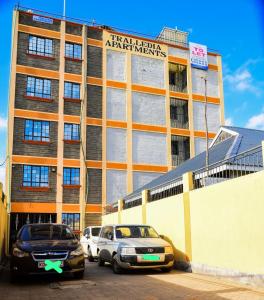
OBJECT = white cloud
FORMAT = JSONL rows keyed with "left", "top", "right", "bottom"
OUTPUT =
{"left": 224, "top": 59, "right": 263, "bottom": 97}
{"left": 225, "top": 118, "right": 233, "bottom": 126}
{"left": 246, "top": 113, "right": 264, "bottom": 130}
{"left": 0, "top": 116, "right": 7, "bottom": 130}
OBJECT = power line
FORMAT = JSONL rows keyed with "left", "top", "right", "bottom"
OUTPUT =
{"left": 0, "top": 156, "right": 9, "bottom": 167}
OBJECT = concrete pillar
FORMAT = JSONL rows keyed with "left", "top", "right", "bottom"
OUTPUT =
{"left": 182, "top": 172, "right": 193, "bottom": 261}
{"left": 141, "top": 190, "right": 149, "bottom": 224}
{"left": 262, "top": 141, "right": 264, "bottom": 164}
{"left": 183, "top": 172, "right": 194, "bottom": 193}
{"left": 118, "top": 199, "right": 124, "bottom": 224}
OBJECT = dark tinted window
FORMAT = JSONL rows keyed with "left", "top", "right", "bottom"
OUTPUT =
{"left": 19, "top": 225, "right": 75, "bottom": 241}
{"left": 91, "top": 227, "right": 101, "bottom": 236}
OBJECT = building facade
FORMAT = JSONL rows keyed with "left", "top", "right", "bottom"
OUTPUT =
{"left": 7, "top": 8, "right": 224, "bottom": 235}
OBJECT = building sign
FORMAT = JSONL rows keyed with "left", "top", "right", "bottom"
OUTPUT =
{"left": 189, "top": 42, "right": 208, "bottom": 70}
{"left": 33, "top": 15, "right": 53, "bottom": 24}
{"left": 105, "top": 33, "right": 167, "bottom": 58}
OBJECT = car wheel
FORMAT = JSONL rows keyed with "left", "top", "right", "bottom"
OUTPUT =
{"left": 97, "top": 254, "right": 105, "bottom": 267}
{"left": 160, "top": 266, "right": 173, "bottom": 273}
{"left": 10, "top": 270, "right": 19, "bottom": 283}
{"left": 112, "top": 255, "right": 123, "bottom": 274}
{"left": 74, "top": 270, "right": 84, "bottom": 279}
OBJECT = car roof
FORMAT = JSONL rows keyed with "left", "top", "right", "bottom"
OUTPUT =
{"left": 103, "top": 224, "right": 152, "bottom": 227}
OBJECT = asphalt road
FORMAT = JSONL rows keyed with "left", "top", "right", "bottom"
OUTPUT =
{"left": 1, "top": 260, "right": 264, "bottom": 300}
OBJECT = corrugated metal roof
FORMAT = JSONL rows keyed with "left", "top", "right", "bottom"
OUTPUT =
{"left": 124, "top": 126, "right": 264, "bottom": 200}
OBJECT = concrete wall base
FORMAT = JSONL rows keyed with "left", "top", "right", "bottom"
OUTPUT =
{"left": 191, "top": 262, "right": 264, "bottom": 288}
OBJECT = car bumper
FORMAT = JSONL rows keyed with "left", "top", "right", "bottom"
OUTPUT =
{"left": 10, "top": 254, "right": 85, "bottom": 276}
{"left": 117, "top": 254, "right": 174, "bottom": 269}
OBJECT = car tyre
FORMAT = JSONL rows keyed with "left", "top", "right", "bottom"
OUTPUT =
{"left": 112, "top": 255, "right": 123, "bottom": 274}
{"left": 74, "top": 270, "right": 84, "bottom": 279}
{"left": 97, "top": 254, "right": 105, "bottom": 267}
{"left": 87, "top": 247, "right": 94, "bottom": 262}
{"left": 160, "top": 266, "right": 173, "bottom": 273}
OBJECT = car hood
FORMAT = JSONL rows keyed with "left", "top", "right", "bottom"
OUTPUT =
{"left": 16, "top": 239, "right": 80, "bottom": 252}
{"left": 117, "top": 238, "right": 170, "bottom": 248}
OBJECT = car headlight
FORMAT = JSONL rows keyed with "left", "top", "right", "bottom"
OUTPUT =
{"left": 165, "top": 246, "right": 173, "bottom": 254}
{"left": 120, "top": 247, "right": 136, "bottom": 255}
{"left": 13, "top": 247, "right": 28, "bottom": 258}
{"left": 71, "top": 245, "right": 84, "bottom": 256}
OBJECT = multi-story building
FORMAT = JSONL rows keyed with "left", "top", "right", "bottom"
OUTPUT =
{"left": 6, "top": 8, "right": 224, "bottom": 235}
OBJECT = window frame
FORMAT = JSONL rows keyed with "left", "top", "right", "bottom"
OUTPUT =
{"left": 24, "top": 119, "right": 50, "bottom": 142}
{"left": 28, "top": 35, "right": 53, "bottom": 57}
{"left": 63, "top": 168, "right": 80, "bottom": 186}
{"left": 64, "top": 123, "right": 80, "bottom": 141}
{"left": 65, "top": 42, "right": 82, "bottom": 60}
{"left": 26, "top": 76, "right": 52, "bottom": 99}
{"left": 64, "top": 82, "right": 80, "bottom": 99}
{"left": 22, "top": 165, "right": 49, "bottom": 188}
{"left": 62, "top": 213, "right": 80, "bottom": 231}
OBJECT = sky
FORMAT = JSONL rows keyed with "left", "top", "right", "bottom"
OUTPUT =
{"left": 0, "top": 0, "right": 263, "bottom": 187}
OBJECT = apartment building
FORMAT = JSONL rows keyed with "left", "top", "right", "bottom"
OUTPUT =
{"left": 7, "top": 8, "right": 224, "bottom": 235}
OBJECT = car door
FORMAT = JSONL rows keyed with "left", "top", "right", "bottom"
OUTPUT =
{"left": 80, "top": 227, "right": 90, "bottom": 255}
{"left": 98, "top": 226, "right": 113, "bottom": 262}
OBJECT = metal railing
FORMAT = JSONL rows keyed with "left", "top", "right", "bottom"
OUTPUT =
{"left": 123, "top": 193, "right": 142, "bottom": 210}
{"left": 149, "top": 176, "right": 183, "bottom": 202}
{"left": 15, "top": 6, "right": 222, "bottom": 53}
{"left": 193, "top": 145, "right": 263, "bottom": 189}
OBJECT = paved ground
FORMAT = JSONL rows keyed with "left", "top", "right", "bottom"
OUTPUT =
{"left": 1, "top": 261, "right": 264, "bottom": 300}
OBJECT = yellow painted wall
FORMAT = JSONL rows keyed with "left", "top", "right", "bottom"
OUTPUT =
{"left": 103, "top": 211, "right": 119, "bottom": 225}
{"left": 102, "top": 169, "right": 264, "bottom": 275}
{"left": 189, "top": 170, "right": 264, "bottom": 274}
{"left": 0, "top": 183, "right": 7, "bottom": 261}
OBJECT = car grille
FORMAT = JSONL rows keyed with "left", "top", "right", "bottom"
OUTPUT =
{"left": 31, "top": 251, "right": 69, "bottom": 261}
{"left": 135, "top": 247, "right": 164, "bottom": 254}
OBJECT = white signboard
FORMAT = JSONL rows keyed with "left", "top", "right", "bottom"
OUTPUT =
{"left": 189, "top": 42, "right": 208, "bottom": 70}
{"left": 33, "top": 15, "right": 53, "bottom": 24}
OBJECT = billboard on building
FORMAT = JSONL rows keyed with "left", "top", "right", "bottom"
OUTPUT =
{"left": 189, "top": 42, "right": 208, "bottom": 70}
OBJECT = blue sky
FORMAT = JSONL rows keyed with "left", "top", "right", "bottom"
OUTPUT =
{"left": 0, "top": 0, "right": 263, "bottom": 185}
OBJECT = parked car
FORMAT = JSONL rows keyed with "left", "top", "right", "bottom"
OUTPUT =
{"left": 10, "top": 223, "right": 85, "bottom": 281}
{"left": 80, "top": 226, "right": 102, "bottom": 261}
{"left": 97, "top": 224, "right": 174, "bottom": 274}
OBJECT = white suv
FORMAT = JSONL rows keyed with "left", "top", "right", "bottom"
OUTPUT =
{"left": 97, "top": 224, "right": 174, "bottom": 274}
{"left": 80, "top": 226, "right": 102, "bottom": 261}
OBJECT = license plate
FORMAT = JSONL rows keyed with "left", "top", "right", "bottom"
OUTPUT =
{"left": 38, "top": 261, "right": 64, "bottom": 268}
{"left": 141, "top": 254, "right": 160, "bottom": 261}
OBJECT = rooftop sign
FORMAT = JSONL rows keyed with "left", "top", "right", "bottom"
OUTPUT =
{"left": 105, "top": 33, "right": 167, "bottom": 58}
{"left": 189, "top": 42, "right": 208, "bottom": 70}
{"left": 33, "top": 15, "right": 53, "bottom": 24}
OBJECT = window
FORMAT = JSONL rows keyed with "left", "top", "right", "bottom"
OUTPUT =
{"left": 171, "top": 135, "right": 190, "bottom": 167}
{"left": 23, "top": 165, "right": 49, "bottom": 187}
{"left": 64, "top": 82, "right": 80, "bottom": 99}
{"left": 64, "top": 123, "right": 80, "bottom": 141}
{"left": 26, "top": 76, "right": 51, "bottom": 99}
{"left": 28, "top": 35, "right": 53, "bottom": 57}
{"left": 24, "top": 120, "right": 50, "bottom": 142}
{"left": 170, "top": 98, "right": 189, "bottom": 129}
{"left": 169, "top": 63, "right": 187, "bottom": 93}
{"left": 65, "top": 43, "right": 82, "bottom": 60}
{"left": 62, "top": 213, "right": 80, "bottom": 231}
{"left": 63, "top": 168, "right": 80, "bottom": 185}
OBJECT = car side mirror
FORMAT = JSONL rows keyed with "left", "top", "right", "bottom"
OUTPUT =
{"left": 159, "top": 234, "right": 165, "bottom": 240}
{"left": 85, "top": 234, "right": 90, "bottom": 239}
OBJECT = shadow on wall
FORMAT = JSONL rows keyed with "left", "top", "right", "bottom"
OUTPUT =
{"left": 162, "top": 235, "right": 192, "bottom": 272}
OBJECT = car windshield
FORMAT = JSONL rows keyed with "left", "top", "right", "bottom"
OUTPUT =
{"left": 91, "top": 227, "right": 101, "bottom": 236}
{"left": 115, "top": 226, "right": 159, "bottom": 239}
{"left": 19, "top": 225, "right": 75, "bottom": 241}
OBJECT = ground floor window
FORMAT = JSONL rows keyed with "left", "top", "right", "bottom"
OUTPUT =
{"left": 62, "top": 213, "right": 80, "bottom": 231}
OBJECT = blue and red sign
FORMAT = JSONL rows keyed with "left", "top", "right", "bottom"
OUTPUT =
{"left": 189, "top": 42, "right": 208, "bottom": 70}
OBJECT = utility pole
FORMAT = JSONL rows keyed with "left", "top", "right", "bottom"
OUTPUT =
{"left": 201, "top": 76, "right": 209, "bottom": 183}
{"left": 63, "top": 0, "right": 66, "bottom": 19}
